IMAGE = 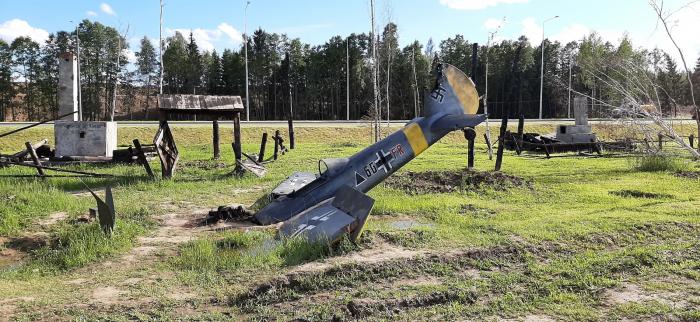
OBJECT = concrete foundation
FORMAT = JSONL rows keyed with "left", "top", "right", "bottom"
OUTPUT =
{"left": 556, "top": 96, "right": 596, "bottom": 143}
{"left": 54, "top": 121, "right": 117, "bottom": 157}
{"left": 556, "top": 125, "right": 597, "bottom": 143}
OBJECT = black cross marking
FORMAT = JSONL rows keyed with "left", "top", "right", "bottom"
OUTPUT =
{"left": 373, "top": 149, "right": 395, "bottom": 173}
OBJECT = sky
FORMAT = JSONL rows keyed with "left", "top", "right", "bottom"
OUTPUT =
{"left": 1, "top": 0, "right": 700, "bottom": 66}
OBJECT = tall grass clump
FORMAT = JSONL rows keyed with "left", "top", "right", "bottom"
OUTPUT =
{"left": 631, "top": 155, "right": 689, "bottom": 172}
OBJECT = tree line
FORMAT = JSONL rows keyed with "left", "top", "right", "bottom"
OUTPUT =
{"left": 1, "top": 19, "right": 699, "bottom": 121}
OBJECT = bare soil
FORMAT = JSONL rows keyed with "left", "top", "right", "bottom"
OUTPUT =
{"left": 386, "top": 169, "right": 530, "bottom": 194}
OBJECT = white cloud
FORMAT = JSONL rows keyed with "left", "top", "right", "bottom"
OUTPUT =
{"left": 100, "top": 3, "right": 116, "bottom": 16}
{"left": 483, "top": 18, "right": 504, "bottom": 30}
{"left": 86, "top": 10, "right": 98, "bottom": 17}
{"left": 124, "top": 48, "right": 137, "bottom": 63}
{"left": 168, "top": 23, "right": 243, "bottom": 52}
{"left": 218, "top": 23, "right": 243, "bottom": 43}
{"left": 521, "top": 17, "right": 542, "bottom": 43}
{"left": 0, "top": 19, "right": 49, "bottom": 44}
{"left": 439, "top": 0, "right": 528, "bottom": 10}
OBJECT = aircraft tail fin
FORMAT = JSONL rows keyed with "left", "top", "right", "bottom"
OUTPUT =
{"left": 424, "top": 63, "right": 480, "bottom": 118}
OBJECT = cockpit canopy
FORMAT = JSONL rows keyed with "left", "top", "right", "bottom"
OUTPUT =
{"left": 318, "top": 158, "right": 350, "bottom": 177}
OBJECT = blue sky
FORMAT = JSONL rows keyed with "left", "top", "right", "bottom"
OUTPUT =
{"left": 1, "top": 0, "right": 699, "bottom": 64}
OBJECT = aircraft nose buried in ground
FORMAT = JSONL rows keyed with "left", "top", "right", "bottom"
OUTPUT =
{"left": 255, "top": 62, "right": 487, "bottom": 244}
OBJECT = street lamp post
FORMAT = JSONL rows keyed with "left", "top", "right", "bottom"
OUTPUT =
{"left": 244, "top": 1, "right": 250, "bottom": 122}
{"left": 539, "top": 15, "right": 559, "bottom": 120}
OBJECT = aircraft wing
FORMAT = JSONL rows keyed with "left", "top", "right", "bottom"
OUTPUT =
{"left": 278, "top": 185, "right": 374, "bottom": 244}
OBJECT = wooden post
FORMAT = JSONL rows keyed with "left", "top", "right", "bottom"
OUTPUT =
{"left": 658, "top": 133, "right": 663, "bottom": 150}
{"left": 689, "top": 134, "right": 695, "bottom": 149}
{"left": 258, "top": 132, "right": 268, "bottom": 163}
{"left": 133, "top": 139, "right": 155, "bottom": 178}
{"left": 212, "top": 119, "right": 220, "bottom": 159}
{"left": 512, "top": 133, "right": 522, "bottom": 156}
{"left": 517, "top": 114, "right": 524, "bottom": 140}
{"left": 232, "top": 112, "right": 242, "bottom": 165}
{"left": 25, "top": 141, "right": 45, "bottom": 177}
{"left": 463, "top": 128, "right": 476, "bottom": 169}
{"left": 288, "top": 118, "right": 295, "bottom": 149}
{"left": 495, "top": 115, "right": 507, "bottom": 171}
{"left": 274, "top": 130, "right": 280, "bottom": 161}
{"left": 483, "top": 133, "right": 492, "bottom": 159}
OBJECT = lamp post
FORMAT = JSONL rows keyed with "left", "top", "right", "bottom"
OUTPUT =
{"left": 539, "top": 15, "right": 559, "bottom": 120}
{"left": 244, "top": 1, "right": 250, "bottom": 121}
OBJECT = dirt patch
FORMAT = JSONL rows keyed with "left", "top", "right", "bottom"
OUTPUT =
{"left": 609, "top": 189, "right": 673, "bottom": 199}
{"left": 232, "top": 245, "right": 525, "bottom": 312}
{"left": 91, "top": 286, "right": 125, "bottom": 304}
{"left": 346, "top": 290, "right": 476, "bottom": 318}
{"left": 3, "top": 233, "right": 51, "bottom": 252}
{"left": 292, "top": 242, "right": 425, "bottom": 274}
{"left": 180, "top": 160, "right": 228, "bottom": 170}
{"left": 392, "top": 275, "right": 442, "bottom": 287}
{"left": 603, "top": 283, "right": 686, "bottom": 308}
{"left": 675, "top": 171, "right": 700, "bottom": 179}
{"left": 385, "top": 170, "right": 530, "bottom": 194}
{"left": 36, "top": 212, "right": 68, "bottom": 227}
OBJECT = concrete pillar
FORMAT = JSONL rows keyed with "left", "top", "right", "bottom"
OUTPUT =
{"left": 58, "top": 52, "right": 79, "bottom": 121}
{"left": 574, "top": 96, "right": 588, "bottom": 126}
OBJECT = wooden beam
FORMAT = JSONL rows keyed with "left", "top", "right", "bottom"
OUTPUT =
{"left": 25, "top": 141, "right": 45, "bottom": 178}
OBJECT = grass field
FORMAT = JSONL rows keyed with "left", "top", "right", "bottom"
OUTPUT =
{"left": 0, "top": 123, "right": 699, "bottom": 321}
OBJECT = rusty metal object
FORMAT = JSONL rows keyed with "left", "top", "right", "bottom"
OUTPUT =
{"left": 154, "top": 121, "right": 179, "bottom": 179}
{"left": 83, "top": 184, "right": 116, "bottom": 235}
{"left": 133, "top": 139, "right": 155, "bottom": 178}
{"left": 238, "top": 152, "right": 267, "bottom": 177}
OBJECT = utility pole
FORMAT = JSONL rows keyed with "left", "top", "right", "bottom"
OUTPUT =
{"left": 484, "top": 17, "right": 505, "bottom": 160}
{"left": 346, "top": 37, "right": 350, "bottom": 121}
{"left": 244, "top": 1, "right": 251, "bottom": 121}
{"left": 159, "top": 0, "right": 164, "bottom": 96}
{"left": 386, "top": 41, "right": 392, "bottom": 128}
{"left": 568, "top": 53, "right": 573, "bottom": 119}
{"left": 411, "top": 46, "right": 419, "bottom": 118}
{"left": 370, "top": 0, "right": 379, "bottom": 142}
{"left": 539, "top": 15, "right": 559, "bottom": 120}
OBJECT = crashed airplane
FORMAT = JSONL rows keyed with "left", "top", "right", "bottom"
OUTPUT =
{"left": 255, "top": 62, "right": 486, "bottom": 244}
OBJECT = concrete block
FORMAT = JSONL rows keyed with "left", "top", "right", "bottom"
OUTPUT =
{"left": 58, "top": 52, "right": 79, "bottom": 121}
{"left": 54, "top": 121, "right": 117, "bottom": 157}
{"left": 556, "top": 133, "right": 597, "bottom": 144}
{"left": 557, "top": 125, "right": 592, "bottom": 135}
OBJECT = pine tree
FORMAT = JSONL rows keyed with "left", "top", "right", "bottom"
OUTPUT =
{"left": 0, "top": 39, "right": 14, "bottom": 121}
{"left": 185, "top": 32, "right": 202, "bottom": 94}
{"left": 136, "top": 36, "right": 157, "bottom": 117}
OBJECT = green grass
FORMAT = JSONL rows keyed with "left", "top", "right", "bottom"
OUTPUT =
{"left": 0, "top": 123, "right": 699, "bottom": 320}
